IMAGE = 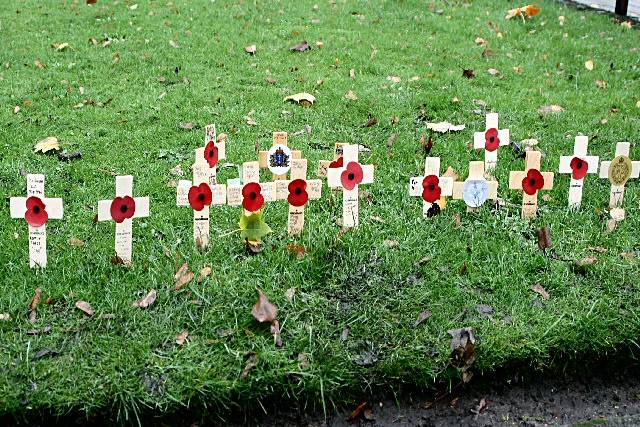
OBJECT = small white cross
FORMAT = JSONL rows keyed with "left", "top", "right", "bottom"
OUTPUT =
{"left": 409, "top": 157, "right": 454, "bottom": 217}
{"left": 452, "top": 161, "right": 499, "bottom": 212}
{"left": 558, "top": 136, "right": 599, "bottom": 209}
{"left": 274, "top": 158, "right": 322, "bottom": 235}
{"left": 9, "top": 174, "right": 64, "bottom": 268}
{"left": 202, "top": 124, "right": 226, "bottom": 185}
{"left": 97, "top": 175, "right": 150, "bottom": 265}
{"left": 509, "top": 151, "right": 554, "bottom": 219}
{"left": 598, "top": 142, "right": 640, "bottom": 218}
{"left": 473, "top": 113, "right": 510, "bottom": 170}
{"left": 227, "top": 161, "right": 276, "bottom": 214}
{"left": 326, "top": 144, "right": 374, "bottom": 228}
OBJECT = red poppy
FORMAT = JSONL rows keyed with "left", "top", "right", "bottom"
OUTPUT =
{"left": 287, "top": 179, "right": 309, "bottom": 207}
{"left": 521, "top": 169, "right": 545, "bottom": 195}
{"left": 485, "top": 128, "right": 500, "bottom": 152}
{"left": 329, "top": 156, "right": 343, "bottom": 169}
{"left": 421, "top": 175, "right": 442, "bottom": 203}
{"left": 340, "top": 161, "right": 364, "bottom": 190}
{"left": 203, "top": 140, "right": 219, "bottom": 168}
{"left": 242, "top": 182, "right": 264, "bottom": 212}
{"left": 570, "top": 157, "right": 588, "bottom": 180}
{"left": 25, "top": 196, "right": 48, "bottom": 227}
{"left": 188, "top": 183, "right": 213, "bottom": 211}
{"left": 110, "top": 196, "right": 136, "bottom": 223}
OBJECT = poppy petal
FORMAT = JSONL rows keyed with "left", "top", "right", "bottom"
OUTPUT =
{"left": 570, "top": 157, "right": 588, "bottom": 180}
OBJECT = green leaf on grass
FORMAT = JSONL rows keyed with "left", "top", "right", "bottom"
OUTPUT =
{"left": 239, "top": 211, "right": 272, "bottom": 242}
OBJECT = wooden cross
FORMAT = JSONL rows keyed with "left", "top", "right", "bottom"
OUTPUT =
{"left": 202, "top": 124, "right": 227, "bottom": 184}
{"left": 473, "top": 113, "right": 510, "bottom": 170}
{"left": 227, "top": 161, "right": 276, "bottom": 214}
{"left": 452, "top": 161, "right": 499, "bottom": 212}
{"left": 558, "top": 136, "right": 599, "bottom": 209}
{"left": 258, "top": 132, "right": 302, "bottom": 180}
{"left": 409, "top": 157, "right": 454, "bottom": 217}
{"left": 326, "top": 144, "right": 374, "bottom": 228}
{"left": 317, "top": 142, "right": 347, "bottom": 178}
{"left": 274, "top": 158, "right": 323, "bottom": 235}
{"left": 598, "top": 142, "right": 640, "bottom": 216}
{"left": 9, "top": 174, "right": 64, "bottom": 268}
{"left": 176, "top": 147, "right": 227, "bottom": 249}
{"left": 97, "top": 175, "right": 150, "bottom": 264}
{"left": 509, "top": 151, "right": 554, "bottom": 219}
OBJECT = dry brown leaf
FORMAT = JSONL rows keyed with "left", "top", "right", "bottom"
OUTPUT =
{"left": 252, "top": 289, "right": 278, "bottom": 323}
{"left": 284, "top": 287, "right": 296, "bottom": 302}
{"left": 345, "top": 90, "right": 358, "bottom": 101}
{"left": 287, "top": 244, "right": 305, "bottom": 260}
{"left": 51, "top": 42, "right": 69, "bottom": 51}
{"left": 386, "top": 75, "right": 401, "bottom": 83}
{"left": 576, "top": 256, "right": 598, "bottom": 267}
{"left": 290, "top": 41, "right": 311, "bottom": 52}
{"left": 538, "top": 104, "right": 564, "bottom": 115}
{"left": 284, "top": 92, "right": 315, "bottom": 106}
{"left": 198, "top": 266, "right": 212, "bottom": 283}
{"left": 531, "top": 284, "right": 550, "bottom": 300}
{"left": 244, "top": 44, "right": 256, "bottom": 55}
{"left": 29, "top": 288, "right": 43, "bottom": 322}
{"left": 487, "top": 68, "right": 500, "bottom": 76}
{"left": 174, "top": 262, "right": 194, "bottom": 290}
{"left": 506, "top": 4, "right": 540, "bottom": 20}
{"left": 595, "top": 80, "right": 607, "bottom": 89}
{"left": 621, "top": 252, "right": 636, "bottom": 260}
{"left": 75, "top": 300, "right": 94, "bottom": 316}
{"left": 537, "top": 227, "right": 552, "bottom": 251}
{"left": 133, "top": 289, "right": 157, "bottom": 308}
{"left": 588, "top": 246, "right": 608, "bottom": 253}
{"left": 241, "top": 353, "right": 259, "bottom": 379}
{"left": 67, "top": 237, "right": 85, "bottom": 247}
{"left": 475, "top": 37, "right": 488, "bottom": 46}
{"left": 383, "top": 239, "right": 399, "bottom": 248}
{"left": 427, "top": 122, "right": 465, "bottom": 133}
{"left": 34, "top": 137, "right": 60, "bottom": 153}
{"left": 175, "top": 330, "right": 189, "bottom": 345}
{"left": 413, "top": 310, "right": 432, "bottom": 327}
{"left": 585, "top": 60, "right": 594, "bottom": 71}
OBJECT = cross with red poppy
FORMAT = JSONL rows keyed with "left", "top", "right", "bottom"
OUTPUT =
{"left": 509, "top": 151, "right": 554, "bottom": 219}
{"left": 473, "top": 113, "right": 510, "bottom": 170}
{"left": 409, "top": 157, "right": 454, "bottom": 218}
{"left": 9, "top": 174, "right": 64, "bottom": 268}
{"left": 558, "top": 136, "right": 599, "bottom": 209}
{"left": 452, "top": 161, "right": 499, "bottom": 212}
{"left": 598, "top": 142, "right": 640, "bottom": 217}
{"left": 227, "top": 161, "right": 277, "bottom": 214}
{"left": 258, "top": 132, "right": 302, "bottom": 181}
{"left": 317, "top": 142, "right": 347, "bottom": 178}
{"left": 97, "top": 176, "right": 150, "bottom": 265}
{"left": 201, "top": 124, "right": 227, "bottom": 184}
{"left": 274, "top": 158, "right": 323, "bottom": 235}
{"left": 326, "top": 144, "right": 374, "bottom": 228}
{"left": 176, "top": 146, "right": 228, "bottom": 249}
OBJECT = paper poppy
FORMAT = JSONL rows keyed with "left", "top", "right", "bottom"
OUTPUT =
{"left": 25, "top": 196, "right": 48, "bottom": 227}
{"left": 203, "top": 140, "right": 219, "bottom": 168}
{"left": 340, "top": 161, "right": 364, "bottom": 190}
{"left": 329, "top": 156, "right": 343, "bottom": 169}
{"left": 484, "top": 128, "right": 500, "bottom": 152}
{"left": 287, "top": 179, "right": 309, "bottom": 207}
{"left": 110, "top": 196, "right": 136, "bottom": 223}
{"left": 421, "top": 175, "right": 442, "bottom": 203}
{"left": 570, "top": 157, "right": 588, "bottom": 180}
{"left": 242, "top": 182, "right": 264, "bottom": 212}
{"left": 522, "top": 169, "right": 545, "bottom": 195}
{"left": 188, "top": 183, "right": 213, "bottom": 211}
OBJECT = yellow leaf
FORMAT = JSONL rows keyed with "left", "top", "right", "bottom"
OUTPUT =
{"left": 506, "top": 4, "right": 540, "bottom": 19}
{"left": 33, "top": 137, "right": 60, "bottom": 153}
{"left": 585, "top": 59, "right": 594, "bottom": 71}
{"left": 284, "top": 92, "right": 316, "bottom": 106}
{"left": 523, "top": 4, "right": 540, "bottom": 17}
{"left": 635, "top": 100, "right": 640, "bottom": 108}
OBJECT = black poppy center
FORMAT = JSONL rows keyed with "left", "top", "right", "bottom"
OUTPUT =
{"left": 529, "top": 178, "right": 536, "bottom": 187}
{"left": 249, "top": 192, "right": 257, "bottom": 200}
{"left": 295, "top": 188, "right": 302, "bottom": 195}
{"left": 576, "top": 160, "right": 583, "bottom": 169}
{"left": 209, "top": 150, "right": 215, "bottom": 157}
{"left": 489, "top": 136, "right": 495, "bottom": 143}
{"left": 348, "top": 172, "right": 355, "bottom": 181}
{"left": 428, "top": 183, "right": 436, "bottom": 191}
{"left": 120, "top": 204, "right": 129, "bottom": 213}
{"left": 33, "top": 205, "right": 41, "bottom": 214}
{"left": 198, "top": 193, "right": 205, "bottom": 201}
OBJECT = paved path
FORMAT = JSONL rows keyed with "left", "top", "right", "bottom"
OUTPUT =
{"left": 572, "top": 0, "right": 640, "bottom": 18}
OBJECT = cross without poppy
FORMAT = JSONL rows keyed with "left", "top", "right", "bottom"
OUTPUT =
{"left": 227, "top": 161, "right": 276, "bottom": 214}
{"left": 97, "top": 176, "right": 150, "bottom": 265}
{"left": 558, "top": 136, "right": 599, "bottom": 209}
{"left": 258, "top": 132, "right": 302, "bottom": 181}
{"left": 326, "top": 144, "right": 374, "bottom": 228}
{"left": 509, "top": 151, "right": 554, "bottom": 219}
{"left": 176, "top": 144, "right": 227, "bottom": 249}
{"left": 409, "top": 157, "right": 454, "bottom": 218}
{"left": 274, "top": 158, "right": 322, "bottom": 235}
{"left": 317, "top": 142, "right": 347, "bottom": 178}
{"left": 598, "top": 142, "right": 640, "bottom": 218}
{"left": 9, "top": 174, "right": 64, "bottom": 268}
{"left": 452, "top": 161, "right": 499, "bottom": 212}
{"left": 473, "top": 113, "right": 510, "bottom": 170}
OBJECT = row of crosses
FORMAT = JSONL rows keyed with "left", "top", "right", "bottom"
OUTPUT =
{"left": 9, "top": 117, "right": 640, "bottom": 268}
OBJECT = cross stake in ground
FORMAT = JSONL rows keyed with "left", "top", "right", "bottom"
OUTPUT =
{"left": 509, "top": 151, "right": 554, "bottom": 219}
{"left": 409, "top": 157, "right": 454, "bottom": 217}
{"left": 258, "top": 131, "right": 302, "bottom": 181}
{"left": 176, "top": 148, "right": 227, "bottom": 249}
{"left": 558, "top": 135, "right": 599, "bottom": 209}
{"left": 275, "top": 158, "right": 322, "bottom": 235}
{"left": 473, "top": 113, "right": 510, "bottom": 170}
{"left": 201, "top": 123, "right": 227, "bottom": 185}
{"left": 327, "top": 144, "right": 374, "bottom": 228}
{"left": 598, "top": 142, "right": 640, "bottom": 218}
{"left": 452, "top": 161, "right": 499, "bottom": 212}
{"left": 97, "top": 175, "right": 150, "bottom": 265}
{"left": 9, "top": 174, "right": 64, "bottom": 268}
{"left": 227, "top": 161, "right": 276, "bottom": 214}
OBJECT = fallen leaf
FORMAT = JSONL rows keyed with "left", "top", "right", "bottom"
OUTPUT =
{"left": 169, "top": 40, "right": 179, "bottom": 49}
{"left": 558, "top": 15, "right": 565, "bottom": 25}
{"left": 28, "top": 288, "right": 43, "bottom": 322}
{"left": 537, "top": 227, "right": 552, "bottom": 251}
{"left": 585, "top": 59, "right": 594, "bottom": 71}
{"left": 315, "top": 41, "right": 324, "bottom": 48}
{"left": 67, "top": 237, "right": 85, "bottom": 247}
{"left": 284, "top": 92, "right": 315, "bottom": 106}
{"left": 169, "top": 164, "right": 184, "bottom": 176}
{"left": 471, "top": 397, "right": 488, "bottom": 418}
{"left": 462, "top": 69, "right": 475, "bottom": 78}
{"left": 13, "top": 105, "right": 20, "bottom": 114}
{"left": 51, "top": 42, "right": 69, "bottom": 51}
{"left": 475, "top": 37, "right": 488, "bottom": 46}
{"left": 133, "top": 289, "right": 157, "bottom": 308}
{"left": 521, "top": 138, "right": 539, "bottom": 148}
{"left": 198, "top": 266, "right": 212, "bottom": 283}
{"left": 178, "top": 122, "right": 194, "bottom": 130}
{"left": 174, "top": 262, "right": 194, "bottom": 290}
{"left": 345, "top": 90, "right": 358, "bottom": 100}
{"left": 448, "top": 327, "right": 476, "bottom": 380}
{"left": 386, "top": 75, "right": 401, "bottom": 83}
{"left": 348, "top": 402, "right": 369, "bottom": 422}
{"left": 595, "top": 80, "right": 607, "bottom": 89}
{"left": 427, "top": 122, "right": 465, "bottom": 133}
{"left": 241, "top": 353, "right": 259, "bottom": 379}
{"left": 575, "top": 256, "right": 597, "bottom": 267}
{"left": 271, "top": 319, "right": 283, "bottom": 347}
{"left": 284, "top": 287, "right": 296, "bottom": 302}
{"left": 506, "top": 4, "right": 540, "bottom": 20}
{"left": 290, "top": 41, "right": 311, "bottom": 52}
{"left": 75, "top": 300, "right": 94, "bottom": 316}
{"left": 386, "top": 133, "right": 398, "bottom": 148}
{"left": 129, "top": 3, "right": 138, "bottom": 9}
{"left": 487, "top": 68, "right": 500, "bottom": 76}
{"left": 636, "top": 101, "right": 640, "bottom": 109}
{"left": 252, "top": 289, "right": 278, "bottom": 323}
{"left": 175, "top": 330, "right": 189, "bottom": 345}
{"left": 34, "top": 59, "right": 45, "bottom": 69}
{"left": 531, "top": 283, "right": 550, "bottom": 300}
{"left": 538, "top": 104, "right": 564, "bottom": 115}
{"left": 588, "top": 246, "right": 608, "bottom": 253}
{"left": 383, "top": 239, "right": 399, "bottom": 248}
{"left": 443, "top": 166, "right": 459, "bottom": 181}
{"left": 58, "top": 151, "right": 82, "bottom": 161}
{"left": 361, "top": 115, "right": 378, "bottom": 128}
{"left": 287, "top": 244, "right": 305, "bottom": 260}
{"left": 34, "top": 137, "right": 60, "bottom": 153}
{"left": 0, "top": 313, "right": 10, "bottom": 321}
{"left": 476, "top": 304, "right": 493, "bottom": 316}
{"left": 413, "top": 310, "right": 432, "bottom": 327}
{"left": 244, "top": 44, "right": 256, "bottom": 55}
{"left": 621, "top": 21, "right": 633, "bottom": 29}
{"left": 621, "top": 252, "right": 636, "bottom": 260}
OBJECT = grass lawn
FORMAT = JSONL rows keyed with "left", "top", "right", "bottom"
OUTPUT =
{"left": 1, "top": 0, "right": 640, "bottom": 421}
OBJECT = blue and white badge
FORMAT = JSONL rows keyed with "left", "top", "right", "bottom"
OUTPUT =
{"left": 267, "top": 144, "right": 292, "bottom": 176}
{"left": 462, "top": 179, "right": 489, "bottom": 208}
